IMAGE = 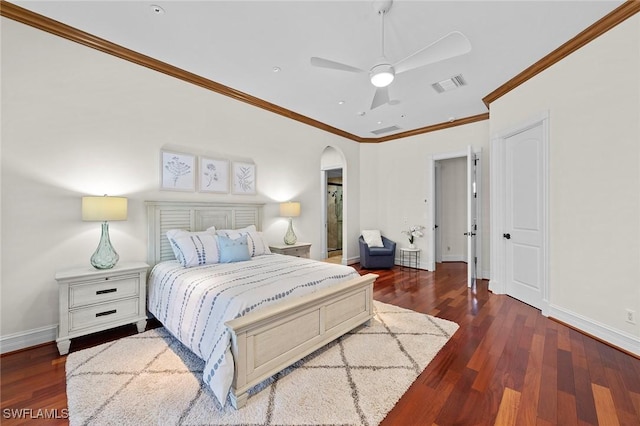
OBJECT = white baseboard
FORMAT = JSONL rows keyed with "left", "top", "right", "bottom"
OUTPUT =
{"left": 346, "top": 256, "right": 360, "bottom": 266}
{"left": 393, "top": 256, "right": 429, "bottom": 270}
{"left": 548, "top": 304, "right": 640, "bottom": 356}
{"left": 357, "top": 254, "right": 485, "bottom": 276}
{"left": 420, "top": 260, "right": 432, "bottom": 271}
{"left": 481, "top": 269, "right": 490, "bottom": 280}
{"left": 1, "top": 324, "right": 57, "bottom": 354}
{"left": 442, "top": 254, "right": 465, "bottom": 262}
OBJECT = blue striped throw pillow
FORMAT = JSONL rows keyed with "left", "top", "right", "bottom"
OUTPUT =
{"left": 167, "top": 230, "right": 220, "bottom": 267}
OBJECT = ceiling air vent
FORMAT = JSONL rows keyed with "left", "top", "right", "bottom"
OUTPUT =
{"left": 371, "top": 125, "right": 401, "bottom": 135}
{"left": 432, "top": 74, "right": 467, "bottom": 93}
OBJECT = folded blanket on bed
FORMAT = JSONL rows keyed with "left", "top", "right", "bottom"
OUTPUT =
{"left": 148, "top": 254, "right": 360, "bottom": 406}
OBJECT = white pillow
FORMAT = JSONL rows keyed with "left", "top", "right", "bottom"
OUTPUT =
{"left": 166, "top": 229, "right": 220, "bottom": 267}
{"left": 215, "top": 224, "right": 254, "bottom": 240}
{"left": 216, "top": 225, "right": 271, "bottom": 257}
{"left": 362, "top": 229, "right": 384, "bottom": 247}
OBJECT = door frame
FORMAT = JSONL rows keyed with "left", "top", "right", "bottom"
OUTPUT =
{"left": 427, "top": 147, "right": 482, "bottom": 278}
{"left": 325, "top": 173, "right": 343, "bottom": 257}
{"left": 434, "top": 161, "right": 443, "bottom": 263}
{"left": 466, "top": 145, "right": 479, "bottom": 287}
{"left": 490, "top": 111, "right": 550, "bottom": 316}
{"left": 320, "top": 146, "right": 347, "bottom": 264}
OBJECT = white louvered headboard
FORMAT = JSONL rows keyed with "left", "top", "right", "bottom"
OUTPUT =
{"left": 146, "top": 201, "right": 264, "bottom": 266}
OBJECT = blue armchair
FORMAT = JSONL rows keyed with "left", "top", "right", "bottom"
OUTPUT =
{"left": 359, "top": 235, "right": 396, "bottom": 269}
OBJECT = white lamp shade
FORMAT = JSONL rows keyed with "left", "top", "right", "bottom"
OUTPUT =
{"left": 279, "top": 201, "right": 301, "bottom": 218}
{"left": 82, "top": 196, "right": 128, "bottom": 221}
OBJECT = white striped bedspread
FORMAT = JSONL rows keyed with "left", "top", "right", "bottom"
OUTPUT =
{"left": 147, "top": 253, "right": 360, "bottom": 406}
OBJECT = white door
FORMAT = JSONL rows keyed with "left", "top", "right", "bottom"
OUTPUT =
{"left": 466, "top": 146, "right": 477, "bottom": 287}
{"left": 434, "top": 162, "right": 443, "bottom": 263}
{"left": 504, "top": 124, "right": 544, "bottom": 308}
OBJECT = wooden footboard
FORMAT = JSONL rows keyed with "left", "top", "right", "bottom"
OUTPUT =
{"left": 225, "top": 273, "right": 377, "bottom": 409}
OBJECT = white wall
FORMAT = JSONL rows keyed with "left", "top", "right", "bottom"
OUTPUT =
{"left": 358, "top": 144, "right": 380, "bottom": 231}
{"left": 0, "top": 19, "right": 362, "bottom": 350}
{"left": 489, "top": 15, "right": 640, "bottom": 350}
{"left": 4, "top": 11, "right": 638, "bottom": 356}
{"left": 359, "top": 121, "right": 490, "bottom": 273}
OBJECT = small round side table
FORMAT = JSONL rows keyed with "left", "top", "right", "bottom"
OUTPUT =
{"left": 399, "top": 247, "right": 420, "bottom": 269}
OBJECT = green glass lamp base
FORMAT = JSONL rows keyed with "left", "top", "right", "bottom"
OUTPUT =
{"left": 90, "top": 222, "right": 119, "bottom": 269}
{"left": 284, "top": 217, "right": 297, "bottom": 245}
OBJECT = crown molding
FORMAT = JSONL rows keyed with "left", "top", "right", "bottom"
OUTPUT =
{"left": 359, "top": 113, "right": 490, "bottom": 143}
{"left": 0, "top": 0, "right": 490, "bottom": 143}
{"left": 483, "top": 0, "right": 640, "bottom": 107}
{"left": 0, "top": 0, "right": 362, "bottom": 141}
{"left": 3, "top": 1, "right": 635, "bottom": 143}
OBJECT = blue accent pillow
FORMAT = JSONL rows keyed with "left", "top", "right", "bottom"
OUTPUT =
{"left": 216, "top": 225, "right": 271, "bottom": 257}
{"left": 218, "top": 234, "right": 251, "bottom": 263}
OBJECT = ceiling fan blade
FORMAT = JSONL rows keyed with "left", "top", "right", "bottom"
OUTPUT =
{"left": 393, "top": 31, "right": 471, "bottom": 74}
{"left": 371, "top": 87, "right": 390, "bottom": 109}
{"left": 310, "top": 57, "right": 364, "bottom": 73}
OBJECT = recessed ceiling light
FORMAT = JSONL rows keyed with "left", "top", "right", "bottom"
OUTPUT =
{"left": 377, "top": 120, "right": 383, "bottom": 125}
{"left": 272, "top": 66, "right": 281, "bottom": 73}
{"left": 357, "top": 111, "right": 366, "bottom": 116}
{"left": 150, "top": 4, "right": 165, "bottom": 14}
{"left": 338, "top": 100, "right": 345, "bottom": 105}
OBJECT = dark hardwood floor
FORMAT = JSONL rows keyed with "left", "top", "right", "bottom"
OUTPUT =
{"left": 2, "top": 262, "right": 639, "bottom": 425}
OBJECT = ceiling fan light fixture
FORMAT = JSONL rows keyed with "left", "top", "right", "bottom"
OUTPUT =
{"left": 370, "top": 64, "right": 395, "bottom": 88}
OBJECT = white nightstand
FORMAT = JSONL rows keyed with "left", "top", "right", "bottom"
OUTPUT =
{"left": 269, "top": 242, "right": 311, "bottom": 258}
{"left": 55, "top": 261, "right": 149, "bottom": 355}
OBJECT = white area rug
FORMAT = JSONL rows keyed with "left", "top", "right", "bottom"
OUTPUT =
{"left": 66, "top": 301, "right": 458, "bottom": 426}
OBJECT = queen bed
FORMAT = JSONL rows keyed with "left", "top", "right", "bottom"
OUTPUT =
{"left": 145, "top": 201, "right": 377, "bottom": 409}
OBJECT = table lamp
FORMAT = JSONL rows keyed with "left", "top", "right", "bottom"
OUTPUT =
{"left": 279, "top": 201, "right": 300, "bottom": 245}
{"left": 82, "top": 195, "right": 127, "bottom": 269}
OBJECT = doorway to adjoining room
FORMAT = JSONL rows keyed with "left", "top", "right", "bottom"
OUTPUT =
{"left": 428, "top": 146, "right": 481, "bottom": 287}
{"left": 320, "top": 145, "right": 347, "bottom": 265}
{"left": 326, "top": 170, "right": 343, "bottom": 262}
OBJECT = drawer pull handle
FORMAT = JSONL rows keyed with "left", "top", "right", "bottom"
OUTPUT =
{"left": 96, "top": 288, "right": 117, "bottom": 295}
{"left": 96, "top": 309, "right": 117, "bottom": 317}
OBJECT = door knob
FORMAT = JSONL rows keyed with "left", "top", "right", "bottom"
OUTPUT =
{"left": 503, "top": 233, "right": 511, "bottom": 239}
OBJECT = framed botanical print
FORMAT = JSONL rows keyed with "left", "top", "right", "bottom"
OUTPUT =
{"left": 161, "top": 150, "right": 195, "bottom": 191}
{"left": 199, "top": 157, "right": 229, "bottom": 193}
{"left": 232, "top": 162, "right": 256, "bottom": 195}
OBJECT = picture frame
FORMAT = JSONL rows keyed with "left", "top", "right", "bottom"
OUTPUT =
{"left": 232, "top": 162, "right": 256, "bottom": 195}
{"left": 161, "top": 150, "right": 195, "bottom": 191}
{"left": 199, "top": 157, "right": 229, "bottom": 193}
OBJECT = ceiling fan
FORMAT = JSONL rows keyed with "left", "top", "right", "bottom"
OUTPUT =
{"left": 310, "top": 0, "right": 472, "bottom": 110}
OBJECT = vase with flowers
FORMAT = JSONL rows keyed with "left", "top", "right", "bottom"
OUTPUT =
{"left": 402, "top": 225, "right": 425, "bottom": 248}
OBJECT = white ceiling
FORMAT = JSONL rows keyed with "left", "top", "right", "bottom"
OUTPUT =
{"left": 13, "top": 0, "right": 624, "bottom": 139}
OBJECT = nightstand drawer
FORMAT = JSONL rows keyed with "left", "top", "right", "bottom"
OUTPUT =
{"left": 287, "top": 246, "right": 310, "bottom": 258}
{"left": 69, "top": 298, "right": 140, "bottom": 332}
{"left": 69, "top": 275, "right": 139, "bottom": 308}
